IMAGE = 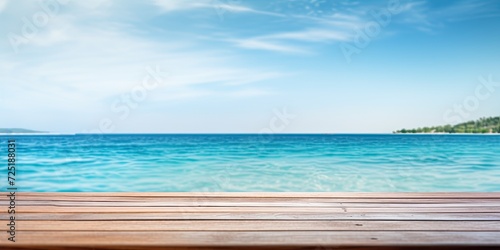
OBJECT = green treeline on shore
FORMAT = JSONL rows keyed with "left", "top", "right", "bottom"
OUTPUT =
{"left": 0, "top": 128, "right": 45, "bottom": 133}
{"left": 395, "top": 116, "right": 500, "bottom": 134}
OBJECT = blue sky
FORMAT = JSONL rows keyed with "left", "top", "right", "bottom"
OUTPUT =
{"left": 0, "top": 0, "right": 499, "bottom": 133}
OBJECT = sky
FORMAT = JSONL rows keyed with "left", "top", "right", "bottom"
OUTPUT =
{"left": 0, "top": 0, "right": 499, "bottom": 133}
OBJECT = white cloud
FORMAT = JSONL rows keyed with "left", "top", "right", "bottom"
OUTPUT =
{"left": 397, "top": 1, "right": 426, "bottom": 13}
{"left": 265, "top": 29, "right": 351, "bottom": 42}
{"left": 71, "top": 0, "right": 113, "bottom": 10}
{"left": 213, "top": 4, "right": 284, "bottom": 17}
{"left": 232, "top": 38, "right": 308, "bottom": 54}
{"left": 0, "top": 0, "right": 8, "bottom": 12}
{"left": 442, "top": 0, "right": 500, "bottom": 21}
{"left": 0, "top": 2, "right": 283, "bottom": 132}
{"left": 31, "top": 29, "right": 70, "bottom": 46}
{"left": 152, "top": 0, "right": 283, "bottom": 17}
{"left": 153, "top": 0, "right": 208, "bottom": 12}
{"left": 211, "top": 6, "right": 364, "bottom": 54}
{"left": 397, "top": 0, "right": 500, "bottom": 32}
{"left": 230, "top": 28, "right": 352, "bottom": 54}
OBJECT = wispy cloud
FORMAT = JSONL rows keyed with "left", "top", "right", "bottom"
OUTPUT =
{"left": 442, "top": 0, "right": 500, "bottom": 21}
{"left": 1, "top": 0, "right": 499, "bottom": 133}
{"left": 213, "top": 3, "right": 285, "bottom": 17}
{"left": 152, "top": 0, "right": 396, "bottom": 54}
{"left": 0, "top": 0, "right": 8, "bottom": 12}
{"left": 397, "top": 0, "right": 500, "bottom": 32}
{"left": 226, "top": 14, "right": 360, "bottom": 54}
{"left": 267, "top": 29, "right": 352, "bottom": 42}
{"left": 0, "top": 4, "right": 283, "bottom": 129}
{"left": 1, "top": 28, "right": 277, "bottom": 100}
{"left": 229, "top": 28, "right": 353, "bottom": 54}
{"left": 153, "top": 0, "right": 283, "bottom": 17}
{"left": 231, "top": 38, "right": 308, "bottom": 54}
{"left": 153, "top": 0, "right": 208, "bottom": 12}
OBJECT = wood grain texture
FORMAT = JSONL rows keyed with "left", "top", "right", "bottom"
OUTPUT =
{"left": 13, "top": 192, "right": 500, "bottom": 198}
{"left": 1, "top": 192, "right": 500, "bottom": 249}
{"left": 15, "top": 220, "right": 500, "bottom": 231}
{"left": 14, "top": 205, "right": 500, "bottom": 213}
{"left": 3, "top": 212, "right": 500, "bottom": 221}
{"left": 5, "top": 231, "right": 500, "bottom": 246}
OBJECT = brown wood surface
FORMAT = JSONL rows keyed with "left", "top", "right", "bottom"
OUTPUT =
{"left": 1, "top": 192, "right": 500, "bottom": 249}
{"left": 14, "top": 192, "right": 500, "bottom": 198}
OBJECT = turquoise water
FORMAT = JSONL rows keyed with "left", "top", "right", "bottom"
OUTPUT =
{"left": 2, "top": 134, "right": 500, "bottom": 192}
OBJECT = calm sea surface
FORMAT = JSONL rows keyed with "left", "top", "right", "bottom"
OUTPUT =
{"left": 2, "top": 134, "right": 500, "bottom": 192}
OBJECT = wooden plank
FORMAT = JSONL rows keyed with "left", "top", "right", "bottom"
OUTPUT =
{"left": 8, "top": 192, "right": 500, "bottom": 199}
{"left": 16, "top": 220, "right": 500, "bottom": 231}
{"left": 4, "top": 212, "right": 500, "bottom": 221}
{"left": 10, "top": 197, "right": 500, "bottom": 204}
{"left": 2, "top": 192, "right": 499, "bottom": 248}
{"left": 3, "top": 247, "right": 493, "bottom": 250}
{"left": 2, "top": 231, "right": 500, "bottom": 246}
{"left": 4, "top": 200, "right": 500, "bottom": 207}
{"left": 2, "top": 245, "right": 496, "bottom": 250}
{"left": 5, "top": 247, "right": 490, "bottom": 250}
{"left": 14, "top": 205, "right": 500, "bottom": 213}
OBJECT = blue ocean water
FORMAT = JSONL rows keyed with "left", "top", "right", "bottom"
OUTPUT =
{"left": 2, "top": 134, "right": 500, "bottom": 192}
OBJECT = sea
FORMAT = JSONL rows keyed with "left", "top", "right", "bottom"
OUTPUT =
{"left": 2, "top": 134, "right": 499, "bottom": 192}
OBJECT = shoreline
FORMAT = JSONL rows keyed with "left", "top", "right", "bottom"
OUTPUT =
{"left": 0, "top": 132, "right": 500, "bottom": 136}
{"left": 0, "top": 133, "right": 499, "bottom": 136}
{"left": 393, "top": 133, "right": 500, "bottom": 135}
{"left": 0, "top": 133, "right": 76, "bottom": 136}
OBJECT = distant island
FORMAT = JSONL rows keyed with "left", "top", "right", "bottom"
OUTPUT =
{"left": 0, "top": 128, "right": 47, "bottom": 134}
{"left": 394, "top": 117, "right": 500, "bottom": 134}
